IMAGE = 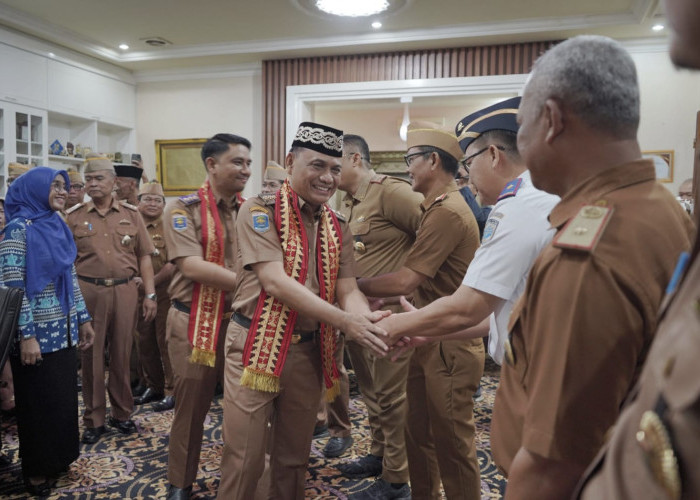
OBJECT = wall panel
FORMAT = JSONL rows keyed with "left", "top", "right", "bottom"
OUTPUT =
{"left": 262, "top": 41, "right": 557, "bottom": 163}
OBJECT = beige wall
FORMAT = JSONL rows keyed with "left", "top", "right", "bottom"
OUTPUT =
{"left": 135, "top": 74, "right": 263, "bottom": 198}
{"left": 134, "top": 48, "right": 700, "bottom": 198}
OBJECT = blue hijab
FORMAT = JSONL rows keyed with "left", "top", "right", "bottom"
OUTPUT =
{"left": 4, "top": 167, "right": 77, "bottom": 314}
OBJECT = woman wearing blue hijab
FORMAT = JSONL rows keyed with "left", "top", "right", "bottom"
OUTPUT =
{"left": 0, "top": 166, "right": 95, "bottom": 496}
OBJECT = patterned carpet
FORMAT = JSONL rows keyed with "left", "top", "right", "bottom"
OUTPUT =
{"left": 0, "top": 362, "right": 505, "bottom": 499}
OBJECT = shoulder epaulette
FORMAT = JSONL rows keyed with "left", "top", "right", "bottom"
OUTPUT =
{"left": 497, "top": 178, "right": 523, "bottom": 202}
{"left": 332, "top": 208, "right": 347, "bottom": 222}
{"left": 553, "top": 205, "right": 613, "bottom": 253}
{"left": 178, "top": 193, "right": 201, "bottom": 206}
{"left": 257, "top": 192, "right": 277, "bottom": 206}
{"left": 65, "top": 203, "right": 84, "bottom": 215}
{"left": 434, "top": 193, "right": 448, "bottom": 202}
{"left": 370, "top": 174, "right": 388, "bottom": 184}
{"left": 119, "top": 200, "right": 138, "bottom": 211}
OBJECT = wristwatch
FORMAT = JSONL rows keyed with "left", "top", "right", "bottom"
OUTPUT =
{"left": 145, "top": 293, "right": 157, "bottom": 301}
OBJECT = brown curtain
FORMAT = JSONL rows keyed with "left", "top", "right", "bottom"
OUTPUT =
{"left": 263, "top": 41, "right": 557, "bottom": 164}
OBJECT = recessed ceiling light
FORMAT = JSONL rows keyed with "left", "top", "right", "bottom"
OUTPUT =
{"left": 372, "top": 21, "right": 382, "bottom": 29}
{"left": 652, "top": 24, "right": 664, "bottom": 31}
{"left": 316, "top": 0, "right": 389, "bottom": 17}
{"left": 119, "top": 43, "right": 129, "bottom": 50}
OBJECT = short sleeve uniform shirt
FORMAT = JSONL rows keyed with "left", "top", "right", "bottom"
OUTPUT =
{"left": 462, "top": 170, "right": 559, "bottom": 364}
{"left": 232, "top": 193, "right": 356, "bottom": 333}
{"left": 492, "top": 160, "right": 695, "bottom": 473}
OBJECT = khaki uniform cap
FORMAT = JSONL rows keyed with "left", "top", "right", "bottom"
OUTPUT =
{"left": 139, "top": 181, "right": 165, "bottom": 198}
{"left": 407, "top": 121, "right": 463, "bottom": 162}
{"left": 67, "top": 169, "right": 83, "bottom": 185}
{"left": 83, "top": 156, "right": 115, "bottom": 174}
{"left": 8, "top": 162, "right": 30, "bottom": 177}
{"left": 264, "top": 161, "right": 287, "bottom": 182}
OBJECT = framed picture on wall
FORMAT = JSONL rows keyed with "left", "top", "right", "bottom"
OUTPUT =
{"left": 156, "top": 138, "right": 207, "bottom": 196}
{"left": 370, "top": 151, "right": 409, "bottom": 180}
{"left": 642, "top": 150, "right": 674, "bottom": 183}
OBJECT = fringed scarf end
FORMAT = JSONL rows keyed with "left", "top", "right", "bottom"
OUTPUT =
{"left": 241, "top": 368, "right": 281, "bottom": 393}
{"left": 189, "top": 348, "right": 216, "bottom": 367}
{"left": 324, "top": 378, "right": 341, "bottom": 402}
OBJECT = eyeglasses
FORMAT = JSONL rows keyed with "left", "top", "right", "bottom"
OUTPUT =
{"left": 404, "top": 151, "right": 428, "bottom": 167}
{"left": 462, "top": 145, "right": 505, "bottom": 173}
{"left": 69, "top": 184, "right": 85, "bottom": 191}
{"left": 50, "top": 181, "right": 67, "bottom": 193}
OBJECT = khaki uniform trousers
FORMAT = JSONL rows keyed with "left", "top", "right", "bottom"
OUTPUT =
{"left": 347, "top": 339, "right": 411, "bottom": 483}
{"left": 136, "top": 288, "right": 174, "bottom": 395}
{"left": 406, "top": 340, "right": 485, "bottom": 500}
{"left": 218, "top": 321, "right": 323, "bottom": 500}
{"left": 79, "top": 279, "right": 139, "bottom": 427}
{"left": 316, "top": 334, "right": 351, "bottom": 438}
{"left": 166, "top": 307, "right": 227, "bottom": 488}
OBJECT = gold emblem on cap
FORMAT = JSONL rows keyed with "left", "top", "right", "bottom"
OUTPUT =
{"left": 354, "top": 241, "right": 366, "bottom": 254}
{"left": 503, "top": 339, "right": 515, "bottom": 366}
{"left": 636, "top": 410, "right": 680, "bottom": 500}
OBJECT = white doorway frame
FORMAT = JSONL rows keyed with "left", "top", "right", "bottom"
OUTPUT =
{"left": 285, "top": 74, "right": 529, "bottom": 151}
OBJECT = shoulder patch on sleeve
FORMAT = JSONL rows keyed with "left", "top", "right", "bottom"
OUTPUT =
{"left": 119, "top": 200, "right": 138, "bottom": 211}
{"left": 252, "top": 211, "right": 270, "bottom": 233}
{"left": 171, "top": 209, "right": 189, "bottom": 232}
{"left": 553, "top": 205, "right": 613, "bottom": 252}
{"left": 257, "top": 193, "right": 277, "bottom": 206}
{"left": 65, "top": 202, "right": 84, "bottom": 214}
{"left": 482, "top": 217, "right": 500, "bottom": 243}
{"left": 178, "top": 193, "right": 201, "bottom": 206}
{"left": 497, "top": 178, "right": 523, "bottom": 202}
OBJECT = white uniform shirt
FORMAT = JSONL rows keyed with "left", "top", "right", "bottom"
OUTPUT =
{"left": 462, "top": 170, "right": 559, "bottom": 364}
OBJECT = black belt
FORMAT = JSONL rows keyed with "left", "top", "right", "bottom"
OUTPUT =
{"left": 78, "top": 275, "right": 132, "bottom": 287}
{"left": 232, "top": 312, "right": 317, "bottom": 344}
{"left": 172, "top": 300, "right": 231, "bottom": 320}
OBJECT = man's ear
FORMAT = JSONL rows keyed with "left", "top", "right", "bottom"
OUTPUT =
{"left": 204, "top": 156, "right": 216, "bottom": 174}
{"left": 284, "top": 151, "right": 295, "bottom": 175}
{"left": 544, "top": 98, "right": 564, "bottom": 144}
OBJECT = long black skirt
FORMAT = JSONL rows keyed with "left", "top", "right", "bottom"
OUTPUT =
{"left": 10, "top": 346, "right": 79, "bottom": 477}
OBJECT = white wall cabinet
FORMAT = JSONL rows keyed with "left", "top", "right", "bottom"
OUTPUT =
{"left": 0, "top": 44, "right": 47, "bottom": 109}
{"left": 0, "top": 41, "right": 136, "bottom": 190}
{"left": 0, "top": 103, "right": 48, "bottom": 197}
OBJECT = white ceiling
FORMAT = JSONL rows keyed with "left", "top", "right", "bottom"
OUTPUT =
{"left": 0, "top": 0, "right": 666, "bottom": 74}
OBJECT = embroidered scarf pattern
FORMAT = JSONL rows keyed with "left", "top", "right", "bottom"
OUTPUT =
{"left": 241, "top": 181, "right": 342, "bottom": 400}
{"left": 188, "top": 179, "right": 226, "bottom": 366}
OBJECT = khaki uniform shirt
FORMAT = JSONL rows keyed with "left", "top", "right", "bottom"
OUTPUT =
{"left": 341, "top": 171, "right": 423, "bottom": 278}
{"left": 577, "top": 236, "right": 700, "bottom": 499}
{"left": 142, "top": 215, "right": 170, "bottom": 294}
{"left": 67, "top": 196, "right": 154, "bottom": 278}
{"left": 403, "top": 181, "right": 480, "bottom": 310}
{"left": 163, "top": 192, "right": 241, "bottom": 306}
{"left": 232, "top": 193, "right": 356, "bottom": 333}
{"left": 492, "top": 160, "right": 695, "bottom": 472}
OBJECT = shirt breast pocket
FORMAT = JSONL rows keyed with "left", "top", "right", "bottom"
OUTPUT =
{"left": 115, "top": 225, "right": 138, "bottom": 249}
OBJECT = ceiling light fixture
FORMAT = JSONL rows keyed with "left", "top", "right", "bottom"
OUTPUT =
{"left": 399, "top": 96, "right": 413, "bottom": 142}
{"left": 316, "top": 0, "right": 389, "bottom": 17}
{"left": 119, "top": 43, "right": 129, "bottom": 50}
{"left": 652, "top": 24, "right": 664, "bottom": 31}
{"left": 372, "top": 21, "right": 382, "bottom": 29}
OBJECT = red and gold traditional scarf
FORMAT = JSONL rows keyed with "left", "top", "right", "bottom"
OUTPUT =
{"left": 241, "top": 180, "right": 342, "bottom": 400}
{"left": 188, "top": 179, "right": 225, "bottom": 366}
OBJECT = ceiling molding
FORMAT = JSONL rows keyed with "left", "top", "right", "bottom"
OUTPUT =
{"left": 0, "top": 0, "right": 662, "bottom": 64}
{"left": 134, "top": 63, "right": 262, "bottom": 83}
